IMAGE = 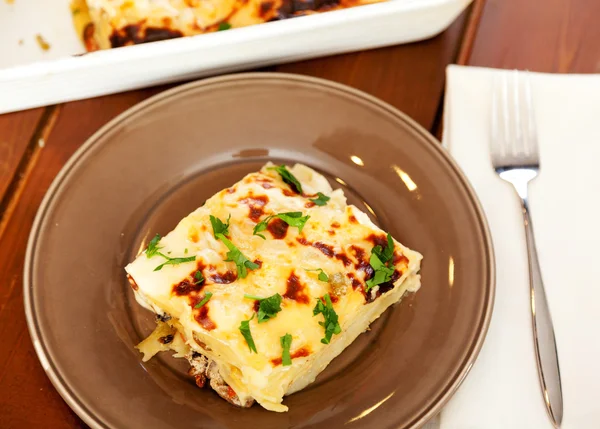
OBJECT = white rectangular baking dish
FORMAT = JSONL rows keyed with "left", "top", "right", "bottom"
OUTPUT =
{"left": 0, "top": 0, "right": 471, "bottom": 114}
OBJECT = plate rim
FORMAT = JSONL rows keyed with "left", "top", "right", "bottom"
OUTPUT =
{"left": 23, "top": 72, "right": 495, "bottom": 429}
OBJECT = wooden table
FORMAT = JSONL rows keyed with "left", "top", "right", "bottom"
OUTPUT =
{"left": 1, "top": 0, "right": 598, "bottom": 427}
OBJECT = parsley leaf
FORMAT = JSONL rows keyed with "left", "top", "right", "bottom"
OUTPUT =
{"left": 153, "top": 255, "right": 196, "bottom": 271}
{"left": 194, "top": 270, "right": 205, "bottom": 284}
{"left": 309, "top": 192, "right": 330, "bottom": 206}
{"left": 145, "top": 234, "right": 162, "bottom": 258}
{"left": 244, "top": 293, "right": 282, "bottom": 323}
{"left": 268, "top": 165, "right": 303, "bottom": 194}
{"left": 276, "top": 212, "right": 310, "bottom": 233}
{"left": 210, "top": 214, "right": 258, "bottom": 277}
{"left": 194, "top": 291, "right": 213, "bottom": 308}
{"left": 217, "top": 22, "right": 231, "bottom": 31}
{"left": 243, "top": 294, "right": 263, "bottom": 300}
{"left": 313, "top": 294, "right": 341, "bottom": 344}
{"left": 210, "top": 214, "right": 230, "bottom": 237}
{"left": 305, "top": 268, "right": 329, "bottom": 282}
{"left": 239, "top": 314, "right": 257, "bottom": 353}
{"left": 253, "top": 212, "right": 310, "bottom": 239}
{"left": 373, "top": 233, "right": 394, "bottom": 263}
{"left": 365, "top": 233, "right": 395, "bottom": 291}
{"left": 217, "top": 234, "right": 259, "bottom": 279}
{"left": 280, "top": 333, "right": 293, "bottom": 366}
{"left": 146, "top": 233, "right": 196, "bottom": 270}
{"left": 252, "top": 215, "right": 275, "bottom": 239}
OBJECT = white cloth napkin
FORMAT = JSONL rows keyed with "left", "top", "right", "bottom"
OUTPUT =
{"left": 438, "top": 65, "right": 600, "bottom": 429}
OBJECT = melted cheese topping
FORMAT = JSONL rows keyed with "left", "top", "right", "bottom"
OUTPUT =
{"left": 126, "top": 163, "right": 422, "bottom": 411}
{"left": 84, "top": 0, "right": 385, "bottom": 50}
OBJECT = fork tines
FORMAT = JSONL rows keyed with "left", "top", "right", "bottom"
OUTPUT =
{"left": 490, "top": 70, "right": 540, "bottom": 169}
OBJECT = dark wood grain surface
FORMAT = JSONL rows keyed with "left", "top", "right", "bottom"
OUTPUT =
{"left": 1, "top": 0, "right": 598, "bottom": 427}
{"left": 0, "top": 109, "right": 44, "bottom": 211}
{"left": 467, "top": 0, "right": 600, "bottom": 72}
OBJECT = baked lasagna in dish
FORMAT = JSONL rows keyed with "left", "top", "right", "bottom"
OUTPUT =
{"left": 125, "top": 163, "right": 422, "bottom": 412}
{"left": 75, "top": 0, "right": 385, "bottom": 51}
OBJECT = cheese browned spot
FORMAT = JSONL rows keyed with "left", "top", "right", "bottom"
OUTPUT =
{"left": 173, "top": 279, "right": 203, "bottom": 296}
{"left": 346, "top": 272, "right": 362, "bottom": 290}
{"left": 193, "top": 301, "right": 217, "bottom": 330}
{"left": 312, "top": 241, "right": 334, "bottom": 257}
{"left": 259, "top": 1, "right": 275, "bottom": 16}
{"left": 211, "top": 271, "right": 237, "bottom": 284}
{"left": 83, "top": 23, "right": 99, "bottom": 51}
{"left": 189, "top": 227, "right": 200, "bottom": 243}
{"left": 127, "top": 274, "right": 139, "bottom": 291}
{"left": 335, "top": 251, "right": 352, "bottom": 267}
{"left": 109, "top": 24, "right": 183, "bottom": 47}
{"left": 267, "top": 218, "right": 288, "bottom": 239}
{"left": 366, "top": 233, "right": 387, "bottom": 248}
{"left": 284, "top": 272, "right": 309, "bottom": 304}
{"left": 297, "top": 237, "right": 352, "bottom": 267}
{"left": 239, "top": 194, "right": 269, "bottom": 222}
{"left": 393, "top": 252, "right": 409, "bottom": 265}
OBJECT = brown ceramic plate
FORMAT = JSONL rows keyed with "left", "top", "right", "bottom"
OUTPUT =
{"left": 24, "top": 73, "right": 494, "bottom": 429}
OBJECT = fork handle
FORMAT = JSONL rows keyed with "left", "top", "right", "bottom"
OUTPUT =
{"left": 521, "top": 197, "right": 564, "bottom": 428}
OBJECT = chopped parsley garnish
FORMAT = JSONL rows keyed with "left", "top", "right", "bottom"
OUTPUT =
{"left": 243, "top": 293, "right": 282, "bottom": 323}
{"left": 306, "top": 268, "right": 329, "bottom": 282}
{"left": 217, "top": 234, "right": 259, "bottom": 279}
{"left": 277, "top": 212, "right": 310, "bottom": 232}
{"left": 365, "top": 233, "right": 395, "bottom": 291}
{"left": 184, "top": 248, "right": 188, "bottom": 254}
{"left": 252, "top": 217, "right": 271, "bottom": 239}
{"left": 145, "top": 234, "right": 196, "bottom": 271}
{"left": 210, "top": 214, "right": 231, "bottom": 237}
{"left": 253, "top": 212, "right": 310, "bottom": 239}
{"left": 244, "top": 294, "right": 264, "bottom": 300}
{"left": 280, "top": 333, "right": 293, "bottom": 366}
{"left": 375, "top": 233, "right": 394, "bottom": 262}
{"left": 194, "top": 270, "right": 205, "bottom": 284}
{"left": 194, "top": 292, "right": 213, "bottom": 308}
{"left": 268, "top": 165, "right": 303, "bottom": 194}
{"left": 153, "top": 255, "right": 196, "bottom": 271}
{"left": 313, "top": 293, "right": 341, "bottom": 344}
{"left": 239, "top": 314, "right": 257, "bottom": 353}
{"left": 210, "top": 214, "right": 258, "bottom": 278}
{"left": 309, "top": 192, "right": 330, "bottom": 206}
{"left": 217, "top": 22, "right": 232, "bottom": 31}
{"left": 145, "top": 234, "right": 163, "bottom": 258}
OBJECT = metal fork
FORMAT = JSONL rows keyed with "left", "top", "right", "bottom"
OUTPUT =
{"left": 491, "top": 71, "right": 563, "bottom": 428}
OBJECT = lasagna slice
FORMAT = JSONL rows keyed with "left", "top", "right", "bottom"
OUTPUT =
{"left": 79, "top": 0, "right": 384, "bottom": 50}
{"left": 125, "top": 163, "right": 422, "bottom": 412}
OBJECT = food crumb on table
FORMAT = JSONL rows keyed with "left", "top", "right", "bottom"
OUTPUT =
{"left": 35, "top": 34, "right": 51, "bottom": 51}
